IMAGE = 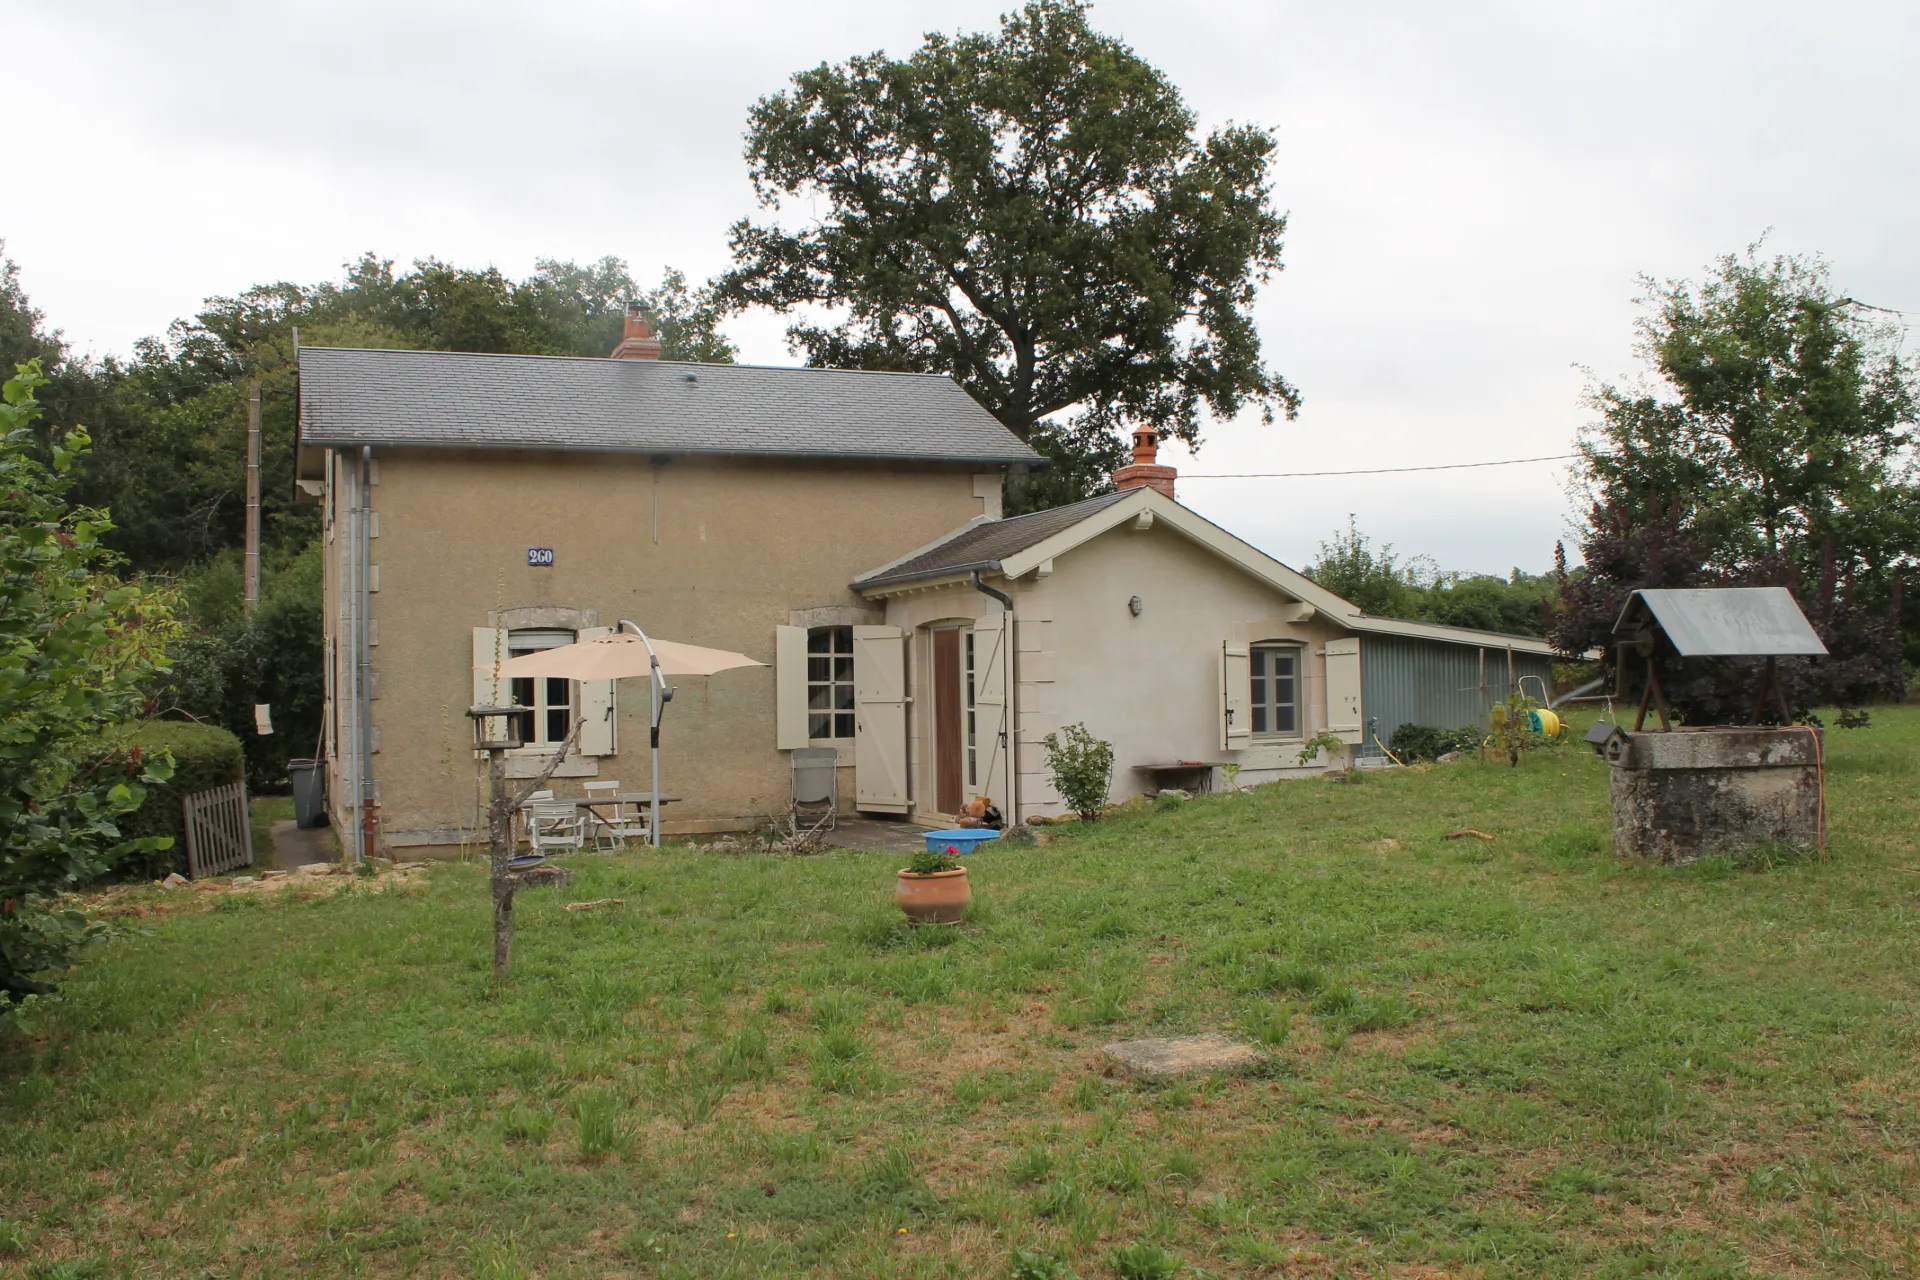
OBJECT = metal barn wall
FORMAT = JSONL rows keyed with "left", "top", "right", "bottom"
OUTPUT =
{"left": 1355, "top": 635, "right": 1556, "bottom": 757}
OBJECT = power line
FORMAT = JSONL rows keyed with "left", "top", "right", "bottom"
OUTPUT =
{"left": 1179, "top": 453, "right": 1579, "bottom": 480}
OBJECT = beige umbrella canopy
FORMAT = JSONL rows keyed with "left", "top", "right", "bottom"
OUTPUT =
{"left": 495, "top": 632, "right": 761, "bottom": 681}
{"left": 487, "top": 622, "right": 763, "bottom": 846}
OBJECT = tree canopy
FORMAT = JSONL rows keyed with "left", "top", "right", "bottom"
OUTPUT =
{"left": 1305, "top": 516, "right": 1558, "bottom": 638}
{"left": 715, "top": 0, "right": 1297, "bottom": 511}
{"left": 1, "top": 252, "right": 733, "bottom": 573}
{"left": 1554, "top": 248, "right": 1916, "bottom": 717}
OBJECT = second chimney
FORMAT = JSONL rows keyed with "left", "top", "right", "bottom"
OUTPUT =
{"left": 1112, "top": 427, "right": 1175, "bottom": 500}
{"left": 610, "top": 303, "right": 663, "bottom": 360}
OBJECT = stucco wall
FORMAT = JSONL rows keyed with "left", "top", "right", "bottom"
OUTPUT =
{"left": 1013, "top": 521, "right": 1350, "bottom": 814}
{"left": 877, "top": 518, "right": 1349, "bottom": 823}
{"left": 326, "top": 448, "right": 995, "bottom": 853}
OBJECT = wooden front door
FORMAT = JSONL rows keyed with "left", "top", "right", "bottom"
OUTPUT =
{"left": 933, "top": 628, "right": 963, "bottom": 815}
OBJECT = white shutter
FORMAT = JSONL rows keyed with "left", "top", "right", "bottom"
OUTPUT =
{"left": 577, "top": 626, "right": 617, "bottom": 756}
{"left": 973, "top": 612, "right": 1013, "bottom": 813}
{"left": 775, "top": 625, "right": 809, "bottom": 749}
{"left": 1220, "top": 643, "right": 1250, "bottom": 751}
{"left": 852, "top": 625, "right": 908, "bottom": 812}
{"left": 1327, "top": 636, "right": 1362, "bottom": 741}
{"left": 472, "top": 627, "right": 510, "bottom": 748}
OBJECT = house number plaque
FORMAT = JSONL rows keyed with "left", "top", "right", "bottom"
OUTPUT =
{"left": 527, "top": 547, "right": 555, "bottom": 567}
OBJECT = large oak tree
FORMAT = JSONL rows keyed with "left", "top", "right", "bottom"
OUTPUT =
{"left": 715, "top": 0, "right": 1297, "bottom": 510}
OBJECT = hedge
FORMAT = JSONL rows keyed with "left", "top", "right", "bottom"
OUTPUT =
{"left": 100, "top": 720, "right": 245, "bottom": 879}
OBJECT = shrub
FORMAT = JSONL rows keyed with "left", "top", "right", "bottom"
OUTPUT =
{"left": 149, "top": 542, "right": 323, "bottom": 791}
{"left": 1388, "top": 723, "right": 1485, "bottom": 762}
{"left": 2, "top": 363, "right": 176, "bottom": 1013}
{"left": 1041, "top": 723, "right": 1113, "bottom": 820}
{"left": 94, "top": 721, "right": 245, "bottom": 879}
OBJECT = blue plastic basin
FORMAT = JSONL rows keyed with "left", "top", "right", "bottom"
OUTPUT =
{"left": 923, "top": 828, "right": 1001, "bottom": 854}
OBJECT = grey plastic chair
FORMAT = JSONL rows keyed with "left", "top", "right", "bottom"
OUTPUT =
{"left": 790, "top": 748, "right": 839, "bottom": 832}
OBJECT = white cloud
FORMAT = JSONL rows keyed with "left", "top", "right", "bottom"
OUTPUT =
{"left": 2, "top": 0, "right": 1913, "bottom": 574}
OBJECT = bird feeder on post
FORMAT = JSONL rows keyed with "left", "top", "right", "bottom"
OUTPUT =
{"left": 1592, "top": 588, "right": 1828, "bottom": 862}
{"left": 467, "top": 703, "right": 524, "bottom": 980}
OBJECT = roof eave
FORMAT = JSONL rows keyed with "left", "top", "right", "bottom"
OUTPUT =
{"left": 296, "top": 435, "right": 1040, "bottom": 466}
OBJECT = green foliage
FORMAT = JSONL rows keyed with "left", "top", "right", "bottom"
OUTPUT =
{"left": 1387, "top": 723, "right": 1486, "bottom": 762}
{"left": 717, "top": 0, "right": 1298, "bottom": 512}
{"left": 1040, "top": 723, "right": 1114, "bottom": 820}
{"left": 93, "top": 721, "right": 244, "bottom": 879}
{"left": 0, "top": 363, "right": 176, "bottom": 1011}
{"left": 1295, "top": 731, "right": 1346, "bottom": 766}
{"left": 1565, "top": 246, "right": 1919, "bottom": 686}
{"left": 1306, "top": 514, "right": 1557, "bottom": 636}
{"left": 3, "top": 247, "right": 732, "bottom": 574}
{"left": 906, "top": 845, "right": 964, "bottom": 875}
{"left": 1487, "top": 691, "right": 1545, "bottom": 767}
{"left": 148, "top": 542, "right": 322, "bottom": 788}
{"left": 1107, "top": 1242, "right": 1181, "bottom": 1279}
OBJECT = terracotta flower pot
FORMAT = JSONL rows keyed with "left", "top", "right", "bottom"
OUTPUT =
{"left": 895, "top": 866, "right": 971, "bottom": 925}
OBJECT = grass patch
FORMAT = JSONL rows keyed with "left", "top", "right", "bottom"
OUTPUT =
{"left": 5, "top": 708, "right": 1920, "bottom": 1276}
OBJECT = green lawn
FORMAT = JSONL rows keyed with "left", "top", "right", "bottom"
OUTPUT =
{"left": 5, "top": 712, "right": 1920, "bottom": 1279}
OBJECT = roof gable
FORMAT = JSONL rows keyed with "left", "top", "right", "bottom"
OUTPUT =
{"left": 854, "top": 486, "right": 1561, "bottom": 656}
{"left": 297, "top": 346, "right": 1039, "bottom": 465}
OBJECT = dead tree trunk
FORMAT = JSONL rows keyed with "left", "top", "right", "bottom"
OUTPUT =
{"left": 487, "top": 747, "right": 514, "bottom": 981}
{"left": 485, "top": 718, "right": 582, "bottom": 983}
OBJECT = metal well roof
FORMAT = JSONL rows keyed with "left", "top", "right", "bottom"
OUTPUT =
{"left": 854, "top": 491, "right": 1133, "bottom": 588}
{"left": 296, "top": 346, "right": 1039, "bottom": 464}
{"left": 1615, "top": 588, "right": 1828, "bottom": 657}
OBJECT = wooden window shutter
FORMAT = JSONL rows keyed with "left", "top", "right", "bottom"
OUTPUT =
{"left": 1326, "top": 636, "right": 1362, "bottom": 740}
{"left": 576, "top": 626, "right": 618, "bottom": 756}
{"left": 852, "top": 625, "right": 908, "bottom": 812}
{"left": 472, "top": 627, "right": 509, "bottom": 750}
{"left": 1220, "top": 642, "right": 1250, "bottom": 752}
{"left": 774, "top": 625, "right": 808, "bottom": 749}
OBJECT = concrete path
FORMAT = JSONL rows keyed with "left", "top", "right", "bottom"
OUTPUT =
{"left": 270, "top": 821, "right": 339, "bottom": 870}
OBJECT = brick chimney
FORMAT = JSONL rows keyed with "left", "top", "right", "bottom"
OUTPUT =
{"left": 610, "top": 303, "right": 663, "bottom": 360}
{"left": 1113, "top": 427, "right": 1175, "bottom": 500}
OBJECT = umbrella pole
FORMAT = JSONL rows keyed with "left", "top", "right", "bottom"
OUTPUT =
{"left": 650, "top": 656, "right": 662, "bottom": 848}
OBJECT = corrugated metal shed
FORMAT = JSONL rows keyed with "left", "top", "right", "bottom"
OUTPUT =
{"left": 1354, "top": 634, "right": 1556, "bottom": 758}
{"left": 1615, "top": 588, "right": 1828, "bottom": 657}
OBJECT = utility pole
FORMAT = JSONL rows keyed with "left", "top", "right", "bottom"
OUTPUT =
{"left": 245, "top": 376, "right": 262, "bottom": 606}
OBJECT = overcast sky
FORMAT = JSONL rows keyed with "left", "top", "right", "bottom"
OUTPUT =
{"left": 4, "top": 0, "right": 1914, "bottom": 575}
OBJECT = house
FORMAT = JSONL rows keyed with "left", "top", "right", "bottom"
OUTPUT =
{"left": 297, "top": 311, "right": 1556, "bottom": 856}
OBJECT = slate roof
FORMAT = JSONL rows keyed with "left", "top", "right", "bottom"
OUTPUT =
{"left": 296, "top": 346, "right": 1039, "bottom": 464}
{"left": 854, "top": 490, "right": 1133, "bottom": 588}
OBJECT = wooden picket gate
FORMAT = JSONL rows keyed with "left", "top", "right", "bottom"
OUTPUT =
{"left": 183, "top": 780, "right": 254, "bottom": 879}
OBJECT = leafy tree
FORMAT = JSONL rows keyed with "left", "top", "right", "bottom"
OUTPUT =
{"left": 148, "top": 541, "right": 324, "bottom": 789}
{"left": 17, "top": 252, "right": 735, "bottom": 573}
{"left": 1303, "top": 516, "right": 1437, "bottom": 618}
{"left": 1, "top": 363, "right": 175, "bottom": 1013}
{"left": 1556, "top": 247, "right": 1915, "bottom": 718}
{"left": 716, "top": 0, "right": 1297, "bottom": 512}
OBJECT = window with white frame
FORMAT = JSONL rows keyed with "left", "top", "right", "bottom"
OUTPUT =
{"left": 508, "top": 628, "right": 576, "bottom": 747}
{"left": 1249, "top": 643, "right": 1301, "bottom": 736}
{"left": 807, "top": 626, "right": 855, "bottom": 739}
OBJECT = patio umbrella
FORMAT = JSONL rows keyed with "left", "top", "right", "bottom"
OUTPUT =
{"left": 493, "top": 621, "right": 763, "bottom": 845}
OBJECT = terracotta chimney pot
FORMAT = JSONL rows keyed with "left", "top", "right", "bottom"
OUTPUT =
{"left": 610, "top": 303, "right": 664, "bottom": 360}
{"left": 1113, "top": 427, "right": 1176, "bottom": 500}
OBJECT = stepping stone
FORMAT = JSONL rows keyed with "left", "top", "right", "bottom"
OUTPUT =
{"left": 1101, "top": 1033, "right": 1265, "bottom": 1081}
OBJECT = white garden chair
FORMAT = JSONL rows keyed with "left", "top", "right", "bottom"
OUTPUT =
{"left": 583, "top": 779, "right": 649, "bottom": 849}
{"left": 526, "top": 800, "right": 585, "bottom": 855}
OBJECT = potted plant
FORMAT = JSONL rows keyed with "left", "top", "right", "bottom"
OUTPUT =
{"left": 896, "top": 844, "right": 971, "bottom": 925}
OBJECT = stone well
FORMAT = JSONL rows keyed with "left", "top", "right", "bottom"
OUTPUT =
{"left": 1602, "top": 726, "right": 1823, "bottom": 863}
